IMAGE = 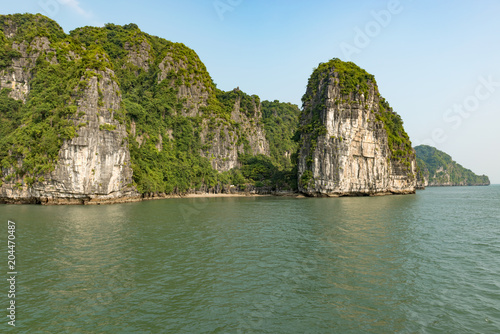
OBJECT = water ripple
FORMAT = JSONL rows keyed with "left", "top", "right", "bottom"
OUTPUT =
{"left": 1, "top": 186, "right": 499, "bottom": 333}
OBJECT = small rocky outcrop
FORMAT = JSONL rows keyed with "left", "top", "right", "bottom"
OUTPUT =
{"left": 124, "top": 38, "right": 151, "bottom": 72}
{"left": 297, "top": 59, "right": 417, "bottom": 196}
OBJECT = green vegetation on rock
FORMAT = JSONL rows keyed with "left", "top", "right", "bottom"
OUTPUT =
{"left": 375, "top": 97, "right": 414, "bottom": 169}
{"left": 217, "top": 100, "right": 301, "bottom": 192}
{"left": 0, "top": 13, "right": 66, "bottom": 43}
{"left": 0, "top": 30, "right": 21, "bottom": 71}
{"left": 237, "top": 154, "right": 297, "bottom": 190}
{"left": 302, "top": 58, "right": 375, "bottom": 105}
{"left": 261, "top": 100, "right": 300, "bottom": 169}
{"left": 299, "top": 58, "right": 414, "bottom": 176}
{"left": 0, "top": 27, "right": 99, "bottom": 180}
{"left": 415, "top": 145, "right": 489, "bottom": 186}
{"left": 68, "top": 23, "right": 230, "bottom": 194}
{"left": 258, "top": 100, "right": 301, "bottom": 190}
{"left": 0, "top": 14, "right": 426, "bottom": 198}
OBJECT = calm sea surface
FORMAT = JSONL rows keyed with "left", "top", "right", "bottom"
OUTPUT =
{"left": 1, "top": 186, "right": 500, "bottom": 333}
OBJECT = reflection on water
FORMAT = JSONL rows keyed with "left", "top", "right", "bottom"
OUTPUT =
{"left": 1, "top": 186, "right": 499, "bottom": 333}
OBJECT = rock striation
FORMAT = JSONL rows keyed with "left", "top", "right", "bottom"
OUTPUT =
{"left": 297, "top": 59, "right": 417, "bottom": 196}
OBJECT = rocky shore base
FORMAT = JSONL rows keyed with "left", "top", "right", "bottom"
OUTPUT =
{"left": 0, "top": 186, "right": 303, "bottom": 205}
{"left": 0, "top": 186, "right": 422, "bottom": 205}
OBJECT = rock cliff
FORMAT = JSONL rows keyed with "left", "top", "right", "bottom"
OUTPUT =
{"left": 297, "top": 59, "right": 417, "bottom": 196}
{"left": 0, "top": 14, "right": 271, "bottom": 203}
{"left": 40, "top": 69, "right": 137, "bottom": 204}
{"left": 0, "top": 69, "right": 138, "bottom": 204}
{"left": 0, "top": 15, "right": 138, "bottom": 203}
{"left": 155, "top": 46, "right": 269, "bottom": 171}
{"left": 0, "top": 36, "right": 52, "bottom": 102}
{"left": 200, "top": 90, "right": 269, "bottom": 172}
{"left": 415, "top": 145, "right": 490, "bottom": 186}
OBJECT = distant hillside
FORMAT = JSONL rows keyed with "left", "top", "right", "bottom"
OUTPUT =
{"left": 415, "top": 145, "right": 489, "bottom": 187}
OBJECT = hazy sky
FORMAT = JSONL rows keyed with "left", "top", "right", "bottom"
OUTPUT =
{"left": 3, "top": 0, "right": 500, "bottom": 183}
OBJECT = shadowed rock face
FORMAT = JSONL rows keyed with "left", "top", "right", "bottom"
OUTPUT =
{"left": 200, "top": 95, "right": 269, "bottom": 172}
{"left": 298, "top": 60, "right": 417, "bottom": 196}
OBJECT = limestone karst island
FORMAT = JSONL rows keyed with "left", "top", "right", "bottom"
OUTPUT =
{"left": 0, "top": 14, "right": 489, "bottom": 204}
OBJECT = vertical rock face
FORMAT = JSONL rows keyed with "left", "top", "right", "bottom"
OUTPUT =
{"left": 124, "top": 39, "right": 151, "bottom": 72}
{"left": 298, "top": 59, "right": 417, "bottom": 196}
{"left": 0, "top": 15, "right": 138, "bottom": 203}
{"left": 41, "top": 70, "right": 137, "bottom": 203}
{"left": 157, "top": 49, "right": 212, "bottom": 118}
{"left": 156, "top": 44, "right": 269, "bottom": 173}
{"left": 0, "top": 67, "right": 138, "bottom": 204}
{"left": 0, "top": 37, "right": 54, "bottom": 102}
{"left": 200, "top": 94, "right": 270, "bottom": 172}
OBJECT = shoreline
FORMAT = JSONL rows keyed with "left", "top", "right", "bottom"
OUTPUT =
{"left": 0, "top": 191, "right": 304, "bottom": 205}
{"left": 9, "top": 184, "right": 496, "bottom": 206}
{"left": 141, "top": 191, "right": 304, "bottom": 200}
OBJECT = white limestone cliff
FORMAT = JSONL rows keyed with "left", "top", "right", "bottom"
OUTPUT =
{"left": 298, "top": 63, "right": 417, "bottom": 196}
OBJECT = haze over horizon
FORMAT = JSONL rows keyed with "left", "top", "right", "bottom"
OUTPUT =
{"left": 3, "top": 0, "right": 499, "bottom": 183}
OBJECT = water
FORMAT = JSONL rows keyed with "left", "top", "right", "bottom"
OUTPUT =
{"left": 1, "top": 186, "right": 500, "bottom": 333}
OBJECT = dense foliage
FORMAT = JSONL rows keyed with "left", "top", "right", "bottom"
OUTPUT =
{"left": 415, "top": 145, "right": 489, "bottom": 185}
{"left": 256, "top": 100, "right": 301, "bottom": 190}
{"left": 214, "top": 100, "right": 302, "bottom": 192}
{"left": 0, "top": 31, "right": 21, "bottom": 71}
{"left": 0, "top": 13, "right": 66, "bottom": 43}
{"left": 302, "top": 58, "right": 375, "bottom": 105}
{"left": 217, "top": 88, "right": 259, "bottom": 117}
{"left": 235, "top": 154, "right": 297, "bottom": 190}
{"left": 375, "top": 97, "right": 414, "bottom": 169}
{"left": 261, "top": 100, "right": 300, "bottom": 168}
{"left": 0, "top": 57, "right": 82, "bottom": 178}
{"left": 258, "top": 100, "right": 303, "bottom": 191}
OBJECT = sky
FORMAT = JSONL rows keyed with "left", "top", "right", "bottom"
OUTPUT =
{"left": 2, "top": 0, "right": 500, "bottom": 183}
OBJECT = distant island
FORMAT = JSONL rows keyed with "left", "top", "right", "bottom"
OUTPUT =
{"left": 0, "top": 14, "right": 489, "bottom": 204}
{"left": 415, "top": 145, "right": 490, "bottom": 187}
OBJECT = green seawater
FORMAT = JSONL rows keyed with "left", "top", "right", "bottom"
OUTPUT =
{"left": 1, "top": 186, "right": 499, "bottom": 333}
